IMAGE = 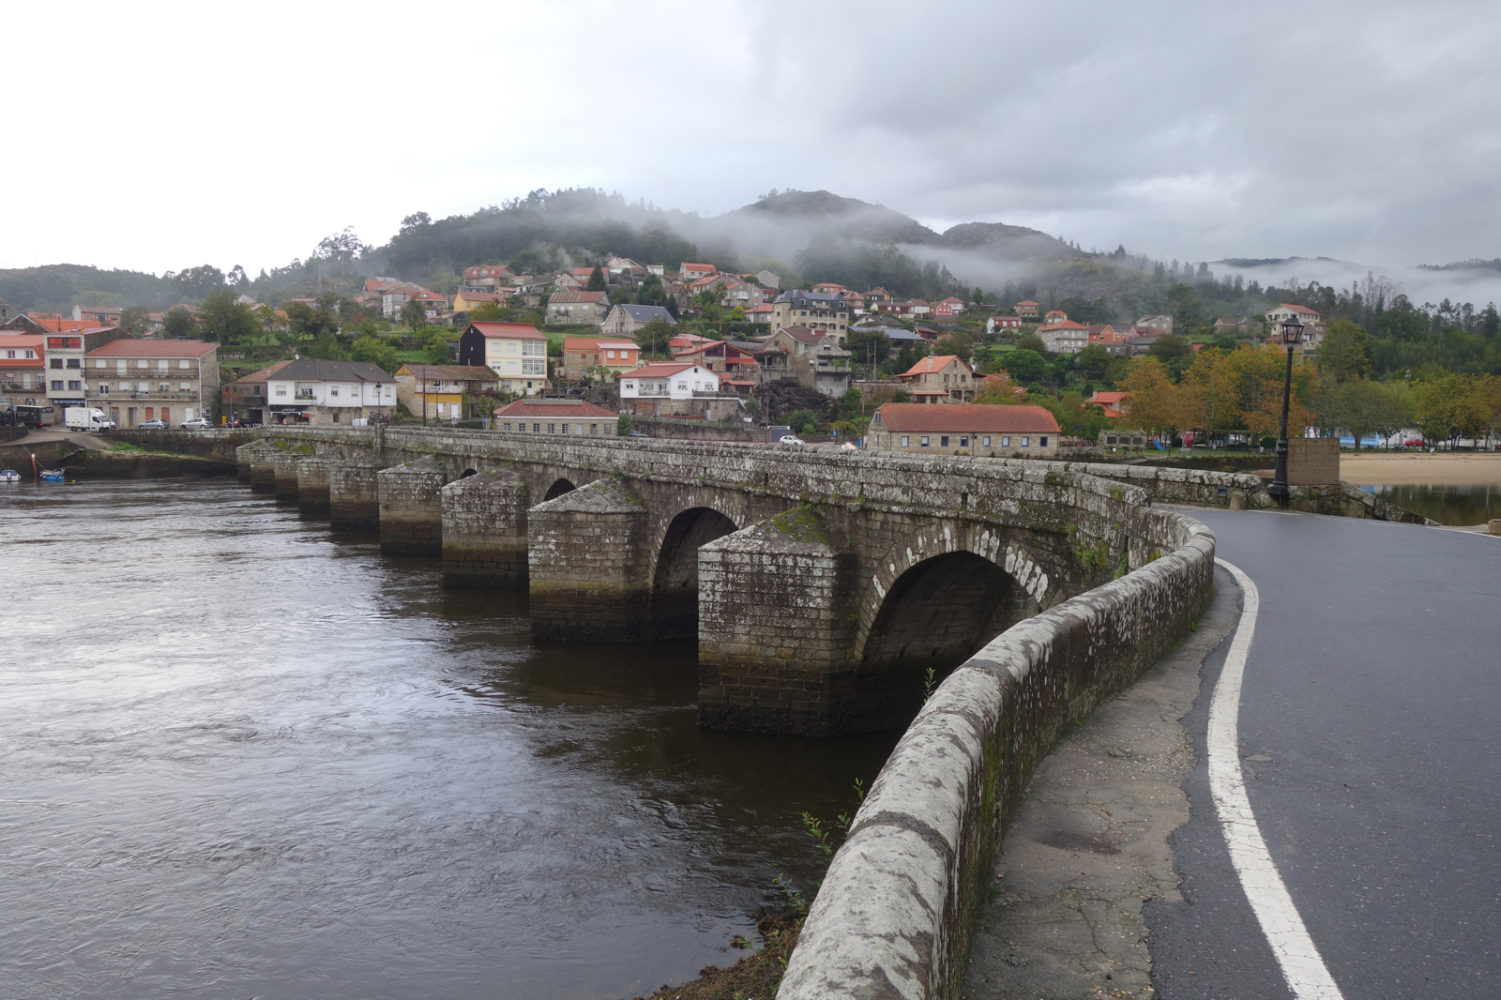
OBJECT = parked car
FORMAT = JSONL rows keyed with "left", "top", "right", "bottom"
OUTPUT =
{"left": 137, "top": 418, "right": 168, "bottom": 430}
{"left": 779, "top": 434, "right": 805, "bottom": 446}
{"left": 627, "top": 430, "right": 650, "bottom": 438}
{"left": 180, "top": 417, "right": 211, "bottom": 430}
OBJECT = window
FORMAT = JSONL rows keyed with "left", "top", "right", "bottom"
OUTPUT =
{"left": 503, "top": 422, "right": 512, "bottom": 431}
{"left": 68, "top": 380, "right": 82, "bottom": 391}
{"left": 330, "top": 387, "right": 339, "bottom": 397}
{"left": 920, "top": 435, "right": 930, "bottom": 447}
{"left": 1020, "top": 436, "right": 1030, "bottom": 447}
{"left": 1040, "top": 436, "right": 1048, "bottom": 447}
{"left": 179, "top": 360, "right": 190, "bottom": 369}
{"left": 99, "top": 384, "right": 110, "bottom": 394}
{"left": 50, "top": 359, "right": 62, "bottom": 369}
{"left": 900, "top": 435, "right": 910, "bottom": 447}
{"left": 959, "top": 436, "right": 968, "bottom": 448}
{"left": 1001, "top": 436, "right": 1010, "bottom": 447}
{"left": 940, "top": 435, "right": 949, "bottom": 447}
{"left": 532, "top": 423, "right": 540, "bottom": 433}
{"left": 275, "top": 387, "right": 287, "bottom": 397}
{"left": 547, "top": 423, "right": 556, "bottom": 434}
{"left": 51, "top": 380, "right": 63, "bottom": 390}
{"left": 982, "top": 435, "right": 991, "bottom": 447}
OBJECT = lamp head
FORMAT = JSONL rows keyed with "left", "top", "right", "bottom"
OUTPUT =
{"left": 1279, "top": 315, "right": 1306, "bottom": 344}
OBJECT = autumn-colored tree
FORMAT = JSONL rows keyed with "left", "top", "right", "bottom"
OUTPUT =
{"left": 1178, "top": 348, "right": 1241, "bottom": 443}
{"left": 1227, "top": 347, "right": 1313, "bottom": 440}
{"left": 1117, "top": 357, "right": 1183, "bottom": 441}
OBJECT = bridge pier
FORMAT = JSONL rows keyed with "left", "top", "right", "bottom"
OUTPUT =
{"left": 528, "top": 479, "right": 655, "bottom": 641}
{"left": 295, "top": 456, "right": 333, "bottom": 518}
{"left": 442, "top": 471, "right": 530, "bottom": 588}
{"left": 270, "top": 450, "right": 302, "bottom": 503}
{"left": 698, "top": 516, "right": 860, "bottom": 736}
{"left": 239, "top": 441, "right": 281, "bottom": 492}
{"left": 378, "top": 456, "right": 446, "bottom": 556}
{"left": 329, "top": 458, "right": 386, "bottom": 534}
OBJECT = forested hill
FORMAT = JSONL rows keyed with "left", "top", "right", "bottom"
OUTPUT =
{"left": 0, "top": 188, "right": 1081, "bottom": 313}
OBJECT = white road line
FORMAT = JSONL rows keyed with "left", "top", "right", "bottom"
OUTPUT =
{"left": 1211, "top": 558, "right": 1345, "bottom": 1000}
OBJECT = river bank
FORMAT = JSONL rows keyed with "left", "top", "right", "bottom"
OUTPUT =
{"left": 1339, "top": 451, "right": 1501, "bottom": 486}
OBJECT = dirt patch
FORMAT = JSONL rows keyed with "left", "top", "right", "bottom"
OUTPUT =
{"left": 628, "top": 907, "right": 803, "bottom": 1000}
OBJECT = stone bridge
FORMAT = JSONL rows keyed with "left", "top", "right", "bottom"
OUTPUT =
{"left": 237, "top": 426, "right": 1196, "bottom": 736}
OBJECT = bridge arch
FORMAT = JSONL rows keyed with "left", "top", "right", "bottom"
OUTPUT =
{"left": 543, "top": 477, "right": 577, "bottom": 500}
{"left": 849, "top": 523, "right": 1053, "bottom": 730}
{"left": 649, "top": 506, "right": 740, "bottom": 637}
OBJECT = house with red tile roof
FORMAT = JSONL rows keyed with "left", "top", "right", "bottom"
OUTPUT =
{"left": 1015, "top": 300, "right": 1041, "bottom": 319}
{"left": 561, "top": 336, "right": 640, "bottom": 379}
{"left": 672, "top": 339, "right": 759, "bottom": 379}
{"left": 545, "top": 289, "right": 611, "bottom": 326}
{"left": 897, "top": 354, "right": 978, "bottom": 403}
{"left": 463, "top": 264, "right": 514, "bottom": 288}
{"left": 618, "top": 361, "right": 724, "bottom": 417}
{"left": 1085, "top": 390, "right": 1129, "bottom": 419}
{"left": 458, "top": 322, "right": 550, "bottom": 395}
{"left": 1037, "top": 319, "right": 1090, "bottom": 354}
{"left": 222, "top": 359, "right": 294, "bottom": 425}
{"left": 0, "top": 333, "right": 46, "bottom": 398}
{"left": 493, "top": 397, "right": 619, "bottom": 435}
{"left": 866, "top": 402, "right": 1061, "bottom": 456}
{"left": 757, "top": 327, "right": 853, "bottom": 396}
{"left": 679, "top": 262, "right": 717, "bottom": 281}
{"left": 85, "top": 337, "right": 220, "bottom": 427}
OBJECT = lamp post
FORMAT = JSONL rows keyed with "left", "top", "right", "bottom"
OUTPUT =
{"left": 374, "top": 382, "right": 382, "bottom": 424}
{"left": 1268, "top": 314, "right": 1306, "bottom": 507}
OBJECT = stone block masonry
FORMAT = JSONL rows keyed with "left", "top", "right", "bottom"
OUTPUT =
{"left": 698, "top": 513, "right": 860, "bottom": 735}
{"left": 328, "top": 460, "right": 384, "bottom": 534}
{"left": 294, "top": 456, "right": 332, "bottom": 518}
{"left": 441, "top": 471, "right": 530, "bottom": 588}
{"left": 528, "top": 478, "right": 657, "bottom": 642}
{"left": 378, "top": 456, "right": 446, "bottom": 557}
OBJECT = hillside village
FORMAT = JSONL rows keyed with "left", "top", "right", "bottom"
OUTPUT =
{"left": 2, "top": 252, "right": 1497, "bottom": 453}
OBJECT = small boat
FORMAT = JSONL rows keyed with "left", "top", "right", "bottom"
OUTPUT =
{"left": 38, "top": 469, "right": 66, "bottom": 483}
{"left": 0, "top": 469, "right": 20, "bottom": 482}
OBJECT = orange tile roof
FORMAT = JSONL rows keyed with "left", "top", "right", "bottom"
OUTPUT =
{"left": 88, "top": 338, "right": 217, "bottom": 358}
{"left": 900, "top": 354, "right": 970, "bottom": 377}
{"left": 875, "top": 403, "right": 1059, "bottom": 434}
{"left": 494, "top": 398, "right": 617, "bottom": 420}
{"left": 469, "top": 321, "right": 545, "bottom": 340}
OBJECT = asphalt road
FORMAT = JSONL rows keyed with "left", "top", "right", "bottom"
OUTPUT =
{"left": 1148, "top": 510, "right": 1501, "bottom": 1000}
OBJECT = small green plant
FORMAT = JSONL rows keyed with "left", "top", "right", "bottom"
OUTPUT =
{"left": 801, "top": 811, "right": 835, "bottom": 857}
{"left": 922, "top": 665, "right": 937, "bottom": 703}
{"left": 772, "top": 873, "right": 807, "bottom": 914}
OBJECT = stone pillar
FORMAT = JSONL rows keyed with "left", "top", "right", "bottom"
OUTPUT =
{"left": 270, "top": 450, "right": 302, "bottom": 503}
{"left": 698, "top": 514, "right": 859, "bottom": 736}
{"left": 441, "top": 470, "right": 530, "bottom": 588}
{"left": 240, "top": 441, "right": 281, "bottom": 492}
{"left": 528, "top": 478, "right": 654, "bottom": 641}
{"left": 378, "top": 455, "right": 446, "bottom": 556}
{"left": 1290, "top": 437, "right": 1340, "bottom": 485}
{"left": 329, "top": 459, "right": 385, "bottom": 534}
{"left": 235, "top": 440, "right": 275, "bottom": 485}
{"left": 295, "top": 456, "right": 333, "bottom": 518}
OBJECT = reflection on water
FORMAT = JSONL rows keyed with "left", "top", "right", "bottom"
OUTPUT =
{"left": 1359, "top": 482, "right": 1501, "bottom": 525}
{"left": 0, "top": 477, "right": 897, "bottom": 1000}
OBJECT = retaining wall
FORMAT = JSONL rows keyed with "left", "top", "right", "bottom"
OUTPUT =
{"left": 777, "top": 507, "right": 1215, "bottom": 1000}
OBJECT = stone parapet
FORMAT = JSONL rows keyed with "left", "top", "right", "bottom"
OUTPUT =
{"left": 777, "top": 510, "right": 1215, "bottom": 1000}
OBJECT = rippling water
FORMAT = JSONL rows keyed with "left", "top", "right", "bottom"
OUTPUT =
{"left": 1357, "top": 481, "right": 1501, "bottom": 525}
{"left": 0, "top": 477, "right": 895, "bottom": 999}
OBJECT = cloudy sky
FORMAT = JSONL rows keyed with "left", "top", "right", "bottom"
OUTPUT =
{"left": 7, "top": 0, "right": 1499, "bottom": 284}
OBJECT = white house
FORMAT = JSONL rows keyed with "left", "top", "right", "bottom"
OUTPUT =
{"left": 264, "top": 359, "right": 394, "bottom": 425}
{"left": 618, "top": 362, "right": 724, "bottom": 416}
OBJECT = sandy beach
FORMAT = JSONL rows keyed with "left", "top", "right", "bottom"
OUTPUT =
{"left": 1339, "top": 451, "right": 1501, "bottom": 486}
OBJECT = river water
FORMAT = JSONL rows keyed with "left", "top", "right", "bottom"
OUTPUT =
{"left": 0, "top": 477, "right": 896, "bottom": 999}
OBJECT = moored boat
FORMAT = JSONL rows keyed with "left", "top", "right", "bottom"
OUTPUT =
{"left": 0, "top": 469, "right": 20, "bottom": 482}
{"left": 38, "top": 469, "right": 66, "bottom": 483}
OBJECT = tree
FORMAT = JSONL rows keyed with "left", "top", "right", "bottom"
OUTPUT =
{"left": 349, "top": 335, "right": 399, "bottom": 372}
{"left": 119, "top": 305, "right": 152, "bottom": 336}
{"left": 635, "top": 319, "right": 674, "bottom": 360}
{"left": 1319, "top": 379, "right": 1408, "bottom": 449}
{"left": 933, "top": 331, "right": 974, "bottom": 358}
{"left": 1117, "top": 357, "right": 1183, "bottom": 441}
{"left": 401, "top": 298, "right": 426, "bottom": 331}
{"left": 1000, "top": 348, "right": 1049, "bottom": 385}
{"left": 586, "top": 265, "right": 607, "bottom": 292}
{"left": 162, "top": 306, "right": 197, "bottom": 339}
{"left": 1179, "top": 349, "right": 1240, "bottom": 443}
{"left": 846, "top": 327, "right": 891, "bottom": 372}
{"left": 786, "top": 408, "right": 820, "bottom": 434}
{"left": 1014, "top": 333, "right": 1047, "bottom": 355}
{"left": 1318, "top": 319, "right": 1371, "bottom": 383}
{"left": 1410, "top": 373, "right": 1486, "bottom": 446}
{"left": 199, "top": 287, "right": 259, "bottom": 344}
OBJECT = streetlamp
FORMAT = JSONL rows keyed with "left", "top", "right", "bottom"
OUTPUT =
{"left": 374, "top": 382, "right": 382, "bottom": 424}
{"left": 1268, "top": 314, "right": 1306, "bottom": 507}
